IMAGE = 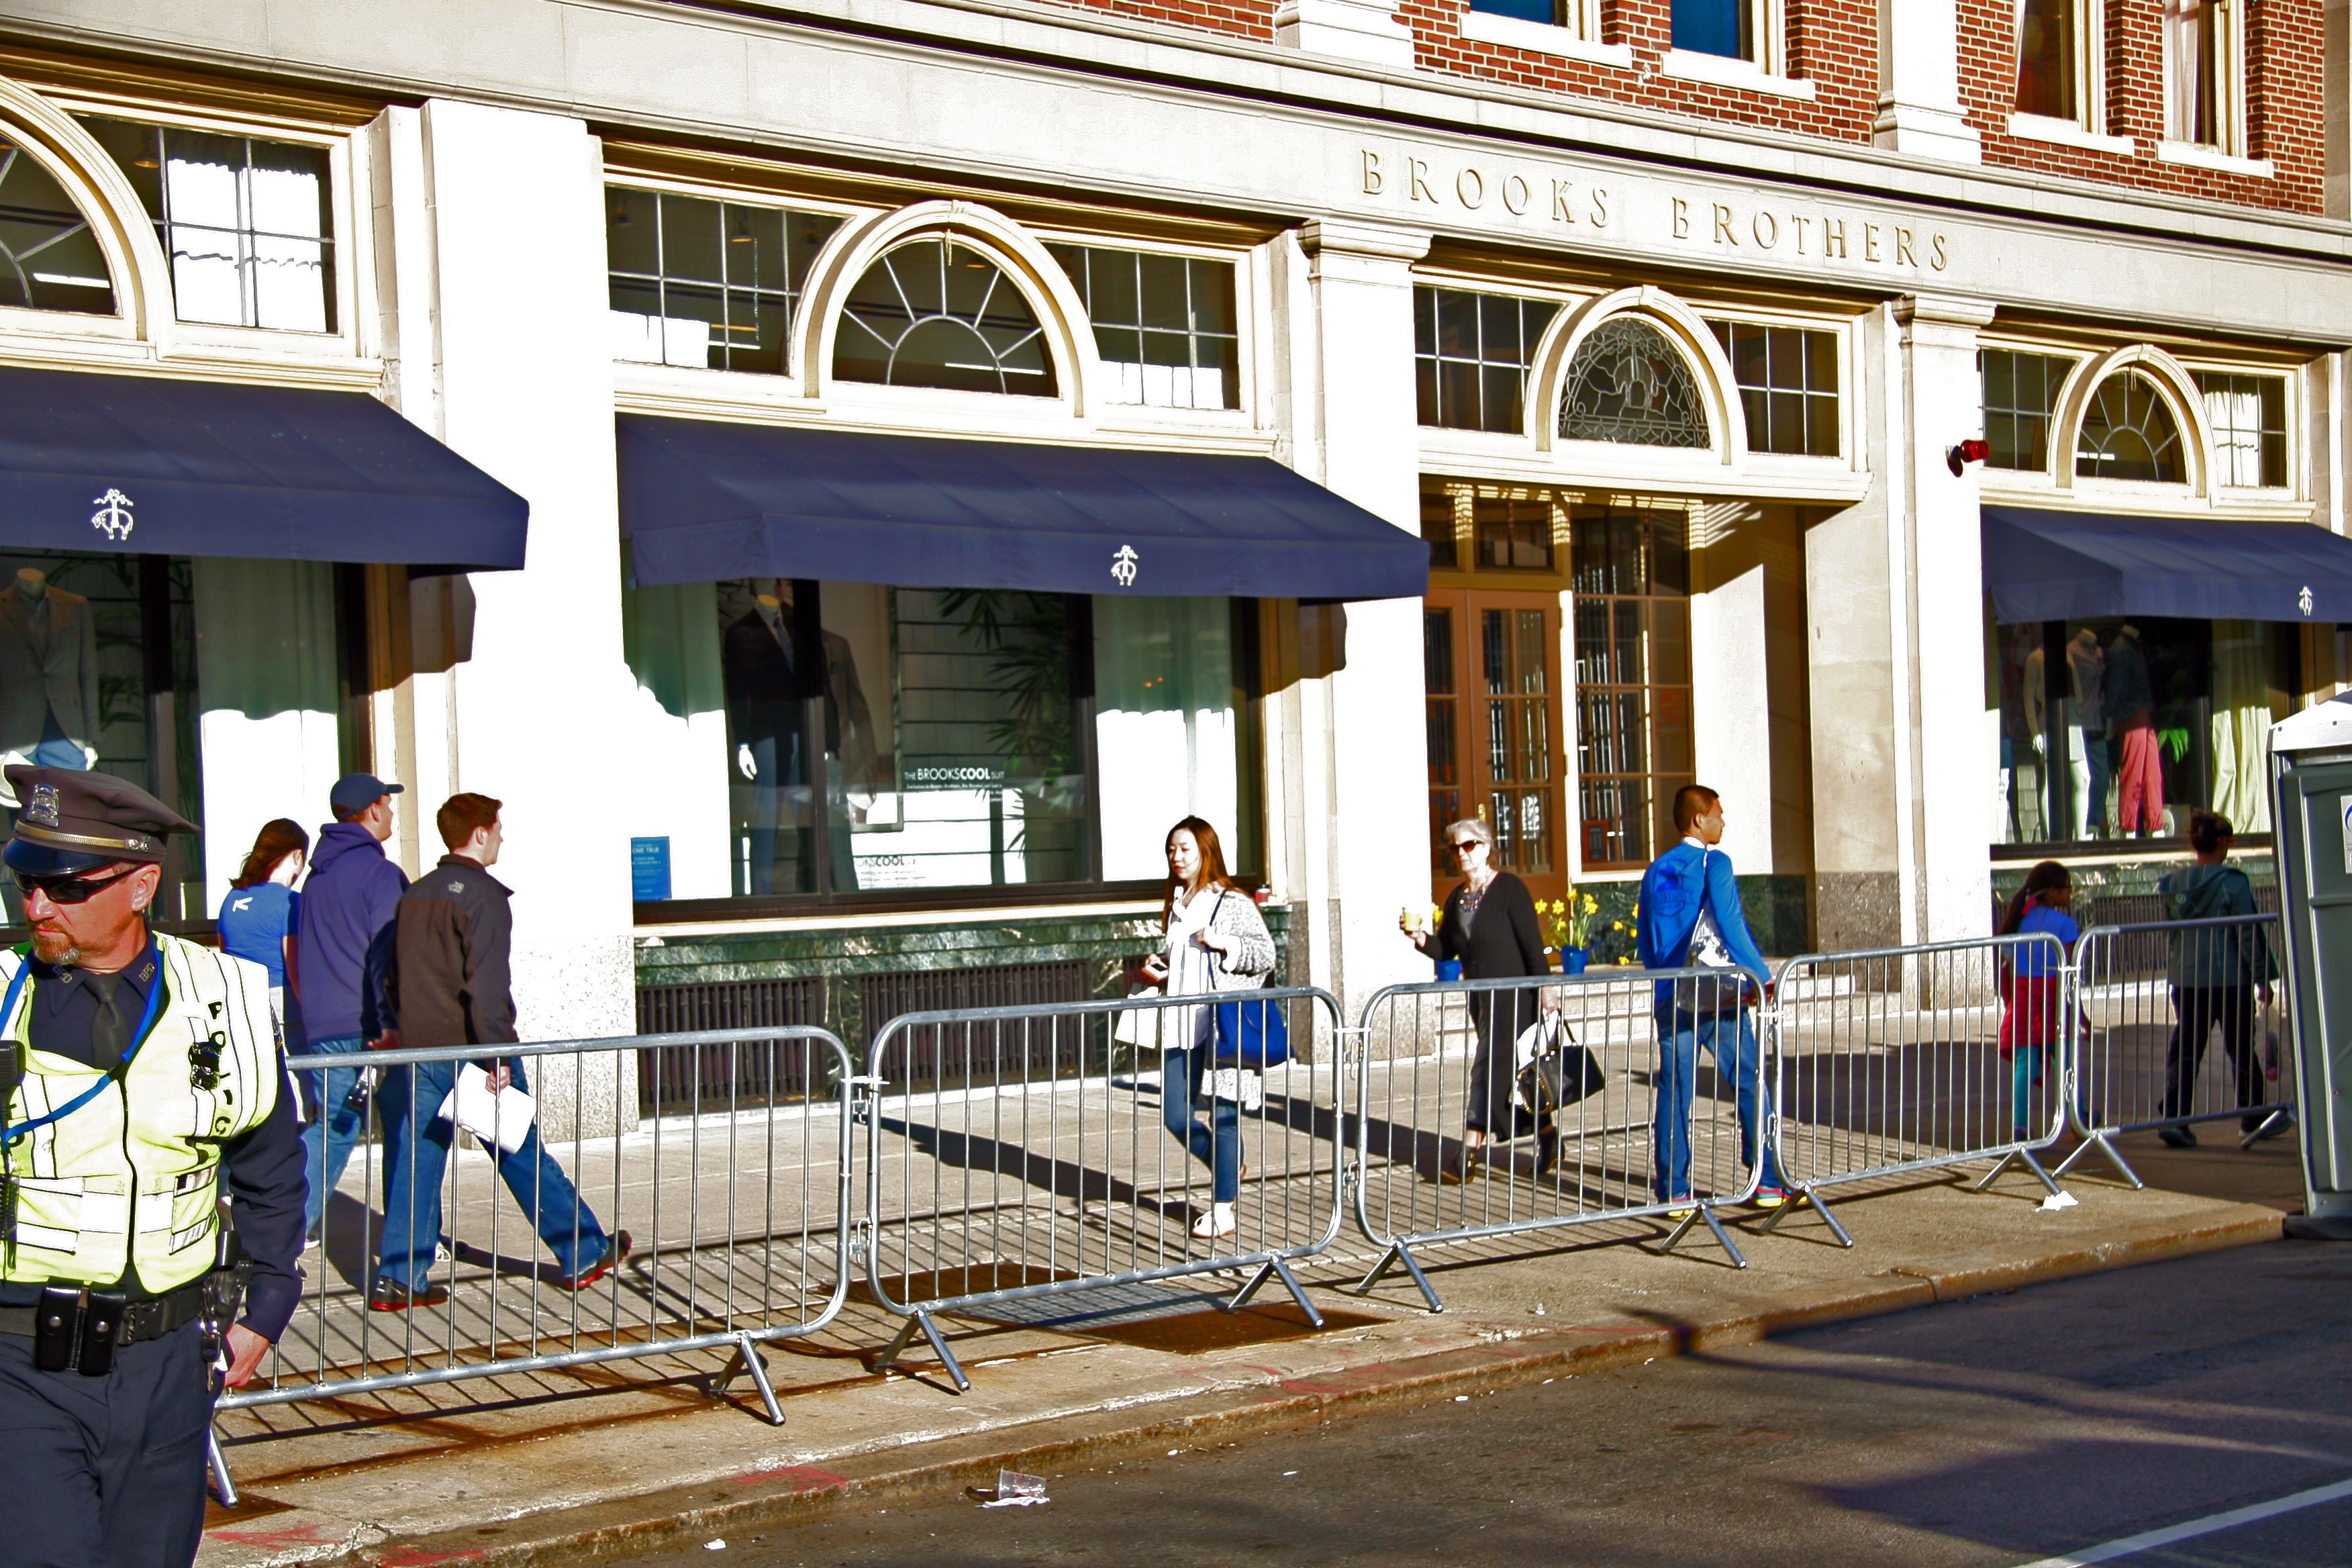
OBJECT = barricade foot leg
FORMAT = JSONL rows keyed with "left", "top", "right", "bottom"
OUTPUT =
{"left": 1755, "top": 1185, "right": 1852, "bottom": 1248}
{"left": 1659, "top": 1204, "right": 1747, "bottom": 1269}
{"left": 1355, "top": 1241, "right": 1444, "bottom": 1314}
{"left": 873, "top": 1311, "right": 969, "bottom": 1391}
{"left": 718, "top": 1333, "right": 785, "bottom": 1426}
{"left": 207, "top": 1424, "right": 238, "bottom": 1508}
{"left": 2241, "top": 1110, "right": 2292, "bottom": 1151}
{"left": 1975, "top": 1148, "right": 2065, "bottom": 1197}
{"left": 2055, "top": 1130, "right": 2143, "bottom": 1188}
{"left": 1229, "top": 1257, "right": 1324, "bottom": 1328}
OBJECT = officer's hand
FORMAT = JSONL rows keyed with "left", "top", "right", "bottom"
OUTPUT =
{"left": 222, "top": 1324, "right": 270, "bottom": 1389}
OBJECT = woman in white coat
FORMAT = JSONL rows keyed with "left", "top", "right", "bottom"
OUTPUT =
{"left": 1140, "top": 816, "right": 1276, "bottom": 1237}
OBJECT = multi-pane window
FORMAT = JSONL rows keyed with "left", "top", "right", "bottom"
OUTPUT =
{"left": 2077, "top": 373, "right": 2186, "bottom": 484}
{"left": 2165, "top": 0, "right": 2235, "bottom": 148}
{"left": 1708, "top": 320, "right": 1839, "bottom": 456}
{"left": 1046, "top": 244, "right": 1238, "bottom": 410}
{"left": 836, "top": 240, "right": 1056, "bottom": 396}
{"left": 1468, "top": 0, "right": 1596, "bottom": 26}
{"left": 1572, "top": 507, "right": 1692, "bottom": 870}
{"left": 1423, "top": 596, "right": 1561, "bottom": 885}
{"left": 1673, "top": 0, "right": 1759, "bottom": 60}
{"left": 1980, "top": 350, "right": 2075, "bottom": 472}
{"left": 1425, "top": 607, "right": 1459, "bottom": 868}
{"left": 0, "top": 134, "right": 113, "bottom": 315}
{"left": 1414, "top": 287, "right": 1559, "bottom": 434}
{"left": 607, "top": 189, "right": 838, "bottom": 375}
{"left": 2196, "top": 371, "right": 2288, "bottom": 489}
{"left": 2016, "top": 0, "right": 2081, "bottom": 121}
{"left": 1420, "top": 481, "right": 1562, "bottom": 572}
{"left": 83, "top": 117, "right": 332, "bottom": 332}
{"left": 1420, "top": 487, "right": 1460, "bottom": 572}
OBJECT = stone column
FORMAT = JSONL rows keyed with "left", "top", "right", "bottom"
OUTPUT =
{"left": 1810, "top": 296, "right": 1996, "bottom": 954}
{"left": 1278, "top": 218, "right": 1432, "bottom": 1018}
{"left": 405, "top": 98, "right": 639, "bottom": 1132}
{"left": 1873, "top": 0, "right": 1983, "bottom": 163}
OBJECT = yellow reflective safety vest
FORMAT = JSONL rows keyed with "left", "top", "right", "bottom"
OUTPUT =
{"left": 0, "top": 933, "right": 280, "bottom": 1293}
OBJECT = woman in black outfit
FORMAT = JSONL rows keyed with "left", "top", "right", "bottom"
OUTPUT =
{"left": 1402, "top": 817, "right": 1556, "bottom": 1181}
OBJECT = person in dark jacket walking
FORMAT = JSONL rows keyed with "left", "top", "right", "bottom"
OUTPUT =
{"left": 295, "top": 773, "right": 409, "bottom": 1241}
{"left": 2156, "top": 810, "right": 2281, "bottom": 1146}
{"left": 366, "top": 793, "right": 629, "bottom": 1310}
{"left": 1402, "top": 817, "right": 1557, "bottom": 1182}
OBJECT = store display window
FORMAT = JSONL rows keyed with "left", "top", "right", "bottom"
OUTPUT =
{"left": 1991, "top": 615, "right": 2290, "bottom": 848}
{"left": 83, "top": 116, "right": 333, "bottom": 332}
{"left": 1046, "top": 243, "right": 1239, "bottom": 411}
{"left": 621, "top": 577, "right": 1260, "bottom": 905}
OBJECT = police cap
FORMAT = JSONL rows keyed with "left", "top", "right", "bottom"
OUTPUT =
{"left": 2, "top": 767, "right": 197, "bottom": 877}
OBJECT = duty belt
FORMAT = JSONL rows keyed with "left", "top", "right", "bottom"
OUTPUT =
{"left": 0, "top": 1279, "right": 203, "bottom": 1363}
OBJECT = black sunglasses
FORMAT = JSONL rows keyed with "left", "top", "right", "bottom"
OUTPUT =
{"left": 14, "top": 867, "right": 139, "bottom": 905}
{"left": 1451, "top": 840, "right": 1484, "bottom": 854}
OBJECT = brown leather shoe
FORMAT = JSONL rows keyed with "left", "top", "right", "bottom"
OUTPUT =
{"left": 367, "top": 1277, "right": 450, "bottom": 1312}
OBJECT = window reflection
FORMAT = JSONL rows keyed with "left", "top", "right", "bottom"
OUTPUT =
{"left": 0, "top": 136, "right": 115, "bottom": 315}
{"left": 606, "top": 188, "right": 838, "bottom": 373}
{"left": 835, "top": 240, "right": 1057, "bottom": 395}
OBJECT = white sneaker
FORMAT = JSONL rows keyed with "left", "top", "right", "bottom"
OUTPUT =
{"left": 1191, "top": 1204, "right": 1236, "bottom": 1239}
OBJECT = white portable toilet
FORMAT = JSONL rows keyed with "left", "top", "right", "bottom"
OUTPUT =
{"left": 2269, "top": 693, "right": 2352, "bottom": 1238}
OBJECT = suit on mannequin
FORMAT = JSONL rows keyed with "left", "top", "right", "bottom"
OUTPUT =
{"left": 722, "top": 594, "right": 806, "bottom": 896}
{"left": 0, "top": 568, "right": 99, "bottom": 776}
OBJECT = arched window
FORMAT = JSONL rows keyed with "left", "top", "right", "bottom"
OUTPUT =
{"left": 834, "top": 239, "right": 1057, "bottom": 396}
{"left": 2076, "top": 372, "right": 2186, "bottom": 483}
{"left": 0, "top": 134, "right": 114, "bottom": 315}
{"left": 1558, "top": 317, "right": 1709, "bottom": 448}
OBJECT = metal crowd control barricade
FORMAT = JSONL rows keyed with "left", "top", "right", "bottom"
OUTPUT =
{"left": 858, "top": 985, "right": 1344, "bottom": 1391}
{"left": 215, "top": 1023, "right": 855, "bottom": 1496}
{"left": 2063, "top": 914, "right": 2292, "bottom": 1186}
{"left": 1351, "top": 967, "right": 1771, "bottom": 1314}
{"left": 1767, "top": 933, "right": 2071, "bottom": 1242}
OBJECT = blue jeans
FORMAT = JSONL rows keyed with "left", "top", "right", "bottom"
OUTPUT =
{"left": 1653, "top": 1012, "right": 1783, "bottom": 1200}
{"left": 297, "top": 1035, "right": 374, "bottom": 1238}
{"left": 375, "top": 1056, "right": 609, "bottom": 1289}
{"left": 1161, "top": 1047, "right": 1240, "bottom": 1204}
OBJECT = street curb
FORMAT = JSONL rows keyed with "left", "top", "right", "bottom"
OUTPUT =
{"left": 335, "top": 1202, "right": 2286, "bottom": 1568}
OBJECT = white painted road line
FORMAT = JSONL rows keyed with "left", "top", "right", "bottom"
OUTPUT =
{"left": 2016, "top": 1475, "right": 2352, "bottom": 1567}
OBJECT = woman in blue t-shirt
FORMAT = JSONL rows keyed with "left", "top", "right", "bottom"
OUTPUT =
{"left": 218, "top": 818, "right": 310, "bottom": 1032}
{"left": 1998, "top": 860, "right": 2079, "bottom": 1142}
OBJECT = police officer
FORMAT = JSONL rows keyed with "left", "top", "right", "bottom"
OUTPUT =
{"left": 0, "top": 767, "right": 305, "bottom": 1568}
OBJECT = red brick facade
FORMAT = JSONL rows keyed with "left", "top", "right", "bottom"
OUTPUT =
{"left": 1030, "top": 0, "right": 2324, "bottom": 215}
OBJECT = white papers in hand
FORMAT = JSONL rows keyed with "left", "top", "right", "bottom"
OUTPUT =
{"left": 435, "top": 1063, "right": 537, "bottom": 1154}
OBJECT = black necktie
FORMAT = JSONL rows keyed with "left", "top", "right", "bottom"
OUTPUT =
{"left": 85, "top": 973, "right": 126, "bottom": 1071}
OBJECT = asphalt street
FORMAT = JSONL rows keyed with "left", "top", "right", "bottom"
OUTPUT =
{"left": 614, "top": 1239, "right": 2352, "bottom": 1567}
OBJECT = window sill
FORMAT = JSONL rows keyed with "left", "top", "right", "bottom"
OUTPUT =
{"left": 2004, "top": 113, "right": 2135, "bottom": 157}
{"left": 1658, "top": 49, "right": 1816, "bottom": 100}
{"left": 1455, "top": 10, "right": 1632, "bottom": 67}
{"left": 2155, "top": 140, "right": 2273, "bottom": 179}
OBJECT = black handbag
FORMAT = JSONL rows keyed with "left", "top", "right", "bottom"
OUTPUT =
{"left": 1513, "top": 1016, "right": 1605, "bottom": 1114}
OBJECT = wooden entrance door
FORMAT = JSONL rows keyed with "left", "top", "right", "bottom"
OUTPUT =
{"left": 1424, "top": 589, "right": 1567, "bottom": 908}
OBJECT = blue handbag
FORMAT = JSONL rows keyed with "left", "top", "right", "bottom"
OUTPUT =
{"left": 1212, "top": 991, "right": 1291, "bottom": 1069}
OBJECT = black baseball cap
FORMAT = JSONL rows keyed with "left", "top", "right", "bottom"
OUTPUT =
{"left": 329, "top": 773, "right": 404, "bottom": 819}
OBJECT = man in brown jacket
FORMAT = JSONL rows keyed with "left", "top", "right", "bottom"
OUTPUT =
{"left": 366, "top": 793, "right": 629, "bottom": 1310}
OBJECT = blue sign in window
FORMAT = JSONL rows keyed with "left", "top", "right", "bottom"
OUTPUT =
{"left": 631, "top": 836, "right": 673, "bottom": 901}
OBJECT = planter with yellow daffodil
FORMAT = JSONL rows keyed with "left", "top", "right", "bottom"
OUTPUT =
{"left": 1542, "top": 890, "right": 1602, "bottom": 975}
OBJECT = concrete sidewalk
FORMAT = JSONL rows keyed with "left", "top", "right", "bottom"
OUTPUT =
{"left": 197, "top": 1138, "right": 2290, "bottom": 1568}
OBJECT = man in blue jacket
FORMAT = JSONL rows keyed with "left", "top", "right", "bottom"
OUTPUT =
{"left": 1636, "top": 784, "right": 1786, "bottom": 1209}
{"left": 294, "top": 772, "right": 409, "bottom": 1240}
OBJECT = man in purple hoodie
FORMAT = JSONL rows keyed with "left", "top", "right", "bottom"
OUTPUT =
{"left": 295, "top": 773, "right": 409, "bottom": 1241}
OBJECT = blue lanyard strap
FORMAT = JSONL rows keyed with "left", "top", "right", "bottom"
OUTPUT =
{"left": 0, "top": 946, "right": 168, "bottom": 1146}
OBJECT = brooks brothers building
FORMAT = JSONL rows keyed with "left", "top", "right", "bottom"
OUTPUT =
{"left": 0, "top": 0, "right": 2346, "bottom": 1063}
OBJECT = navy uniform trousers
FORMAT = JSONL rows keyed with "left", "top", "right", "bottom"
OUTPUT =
{"left": 0, "top": 1320, "right": 212, "bottom": 1568}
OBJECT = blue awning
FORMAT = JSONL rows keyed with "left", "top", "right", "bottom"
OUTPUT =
{"left": 616, "top": 415, "right": 1428, "bottom": 599}
{"left": 1982, "top": 506, "right": 2352, "bottom": 624}
{"left": 0, "top": 365, "right": 528, "bottom": 570}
